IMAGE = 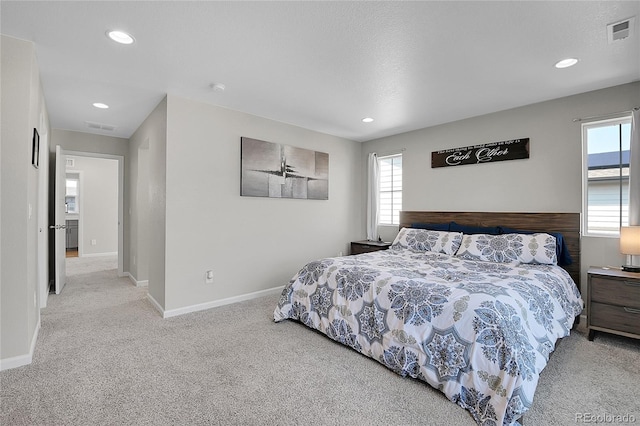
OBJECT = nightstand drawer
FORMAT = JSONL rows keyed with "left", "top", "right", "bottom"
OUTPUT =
{"left": 590, "top": 276, "right": 640, "bottom": 309}
{"left": 590, "top": 302, "right": 640, "bottom": 336}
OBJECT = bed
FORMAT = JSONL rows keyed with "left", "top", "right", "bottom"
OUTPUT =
{"left": 274, "top": 211, "right": 583, "bottom": 426}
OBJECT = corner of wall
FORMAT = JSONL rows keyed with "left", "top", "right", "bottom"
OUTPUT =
{"left": 127, "top": 96, "right": 168, "bottom": 311}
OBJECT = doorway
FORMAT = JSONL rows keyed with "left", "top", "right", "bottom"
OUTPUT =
{"left": 64, "top": 156, "right": 119, "bottom": 262}
{"left": 50, "top": 149, "right": 125, "bottom": 294}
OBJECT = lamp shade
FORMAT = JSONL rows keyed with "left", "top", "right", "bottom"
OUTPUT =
{"left": 620, "top": 226, "right": 640, "bottom": 255}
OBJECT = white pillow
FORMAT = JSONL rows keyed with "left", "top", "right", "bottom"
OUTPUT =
{"left": 455, "top": 233, "right": 557, "bottom": 264}
{"left": 391, "top": 228, "right": 463, "bottom": 255}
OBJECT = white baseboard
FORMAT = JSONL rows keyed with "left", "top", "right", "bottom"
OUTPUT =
{"left": 0, "top": 318, "right": 40, "bottom": 371}
{"left": 151, "top": 286, "right": 284, "bottom": 319}
{"left": 126, "top": 272, "right": 148, "bottom": 287}
{"left": 81, "top": 251, "right": 118, "bottom": 258}
{"left": 147, "top": 293, "right": 164, "bottom": 316}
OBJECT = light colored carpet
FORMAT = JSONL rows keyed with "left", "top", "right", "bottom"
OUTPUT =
{"left": 1, "top": 257, "right": 639, "bottom": 425}
{"left": 66, "top": 254, "right": 118, "bottom": 275}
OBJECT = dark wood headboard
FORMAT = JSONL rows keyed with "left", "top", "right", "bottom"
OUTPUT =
{"left": 399, "top": 211, "right": 581, "bottom": 292}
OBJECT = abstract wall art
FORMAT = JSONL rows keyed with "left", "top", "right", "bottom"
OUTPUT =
{"left": 241, "top": 137, "right": 329, "bottom": 200}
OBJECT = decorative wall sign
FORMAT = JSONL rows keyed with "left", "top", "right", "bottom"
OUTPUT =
{"left": 241, "top": 137, "right": 329, "bottom": 200}
{"left": 431, "top": 138, "right": 529, "bottom": 168}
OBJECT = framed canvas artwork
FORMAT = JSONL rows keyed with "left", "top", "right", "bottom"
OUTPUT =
{"left": 241, "top": 137, "right": 328, "bottom": 200}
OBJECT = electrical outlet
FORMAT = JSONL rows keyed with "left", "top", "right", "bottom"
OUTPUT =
{"left": 91, "top": 239, "right": 97, "bottom": 246}
{"left": 205, "top": 269, "right": 214, "bottom": 284}
{"left": 34, "top": 291, "right": 37, "bottom": 307}
{"left": 339, "top": 251, "right": 343, "bottom": 257}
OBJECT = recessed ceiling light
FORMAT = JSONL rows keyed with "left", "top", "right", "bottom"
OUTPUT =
{"left": 92, "top": 102, "right": 109, "bottom": 109}
{"left": 554, "top": 58, "right": 579, "bottom": 69}
{"left": 362, "top": 117, "right": 374, "bottom": 123}
{"left": 107, "top": 30, "right": 135, "bottom": 45}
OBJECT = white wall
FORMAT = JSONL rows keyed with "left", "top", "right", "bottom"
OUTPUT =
{"left": 149, "top": 95, "right": 362, "bottom": 312}
{"left": 362, "top": 81, "right": 640, "bottom": 289}
{"left": 127, "top": 97, "right": 167, "bottom": 304}
{"left": 135, "top": 144, "right": 150, "bottom": 284}
{"left": 51, "top": 129, "right": 128, "bottom": 157}
{"left": 66, "top": 156, "right": 118, "bottom": 255}
{"left": 1, "top": 35, "right": 50, "bottom": 367}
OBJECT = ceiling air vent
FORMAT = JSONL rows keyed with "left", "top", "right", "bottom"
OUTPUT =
{"left": 608, "top": 17, "right": 635, "bottom": 43}
{"left": 85, "top": 121, "right": 116, "bottom": 132}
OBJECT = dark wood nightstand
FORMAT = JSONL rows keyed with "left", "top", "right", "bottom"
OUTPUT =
{"left": 587, "top": 267, "right": 640, "bottom": 341}
{"left": 350, "top": 240, "right": 391, "bottom": 255}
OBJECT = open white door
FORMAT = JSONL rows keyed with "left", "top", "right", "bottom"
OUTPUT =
{"left": 52, "top": 145, "right": 67, "bottom": 294}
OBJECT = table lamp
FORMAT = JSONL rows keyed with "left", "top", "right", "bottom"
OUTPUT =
{"left": 620, "top": 226, "right": 640, "bottom": 272}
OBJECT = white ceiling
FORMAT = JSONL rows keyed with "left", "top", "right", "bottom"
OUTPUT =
{"left": 2, "top": 1, "right": 639, "bottom": 142}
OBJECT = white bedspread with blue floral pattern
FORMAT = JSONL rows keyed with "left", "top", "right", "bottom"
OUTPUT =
{"left": 274, "top": 248, "right": 583, "bottom": 426}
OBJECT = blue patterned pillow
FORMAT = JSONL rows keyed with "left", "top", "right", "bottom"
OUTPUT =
{"left": 455, "top": 233, "right": 557, "bottom": 264}
{"left": 499, "top": 226, "right": 572, "bottom": 265}
{"left": 391, "top": 228, "right": 463, "bottom": 255}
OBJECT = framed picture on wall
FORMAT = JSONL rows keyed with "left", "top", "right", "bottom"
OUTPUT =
{"left": 31, "top": 128, "right": 39, "bottom": 169}
{"left": 240, "top": 137, "right": 329, "bottom": 200}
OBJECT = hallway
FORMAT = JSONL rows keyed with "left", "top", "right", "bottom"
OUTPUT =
{"left": 65, "top": 254, "right": 118, "bottom": 277}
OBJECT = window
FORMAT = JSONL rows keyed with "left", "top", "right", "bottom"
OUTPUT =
{"left": 378, "top": 154, "right": 402, "bottom": 225}
{"left": 583, "top": 117, "right": 631, "bottom": 236}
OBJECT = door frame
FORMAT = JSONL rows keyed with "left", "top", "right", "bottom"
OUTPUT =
{"left": 62, "top": 151, "right": 125, "bottom": 277}
{"left": 54, "top": 145, "right": 67, "bottom": 294}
